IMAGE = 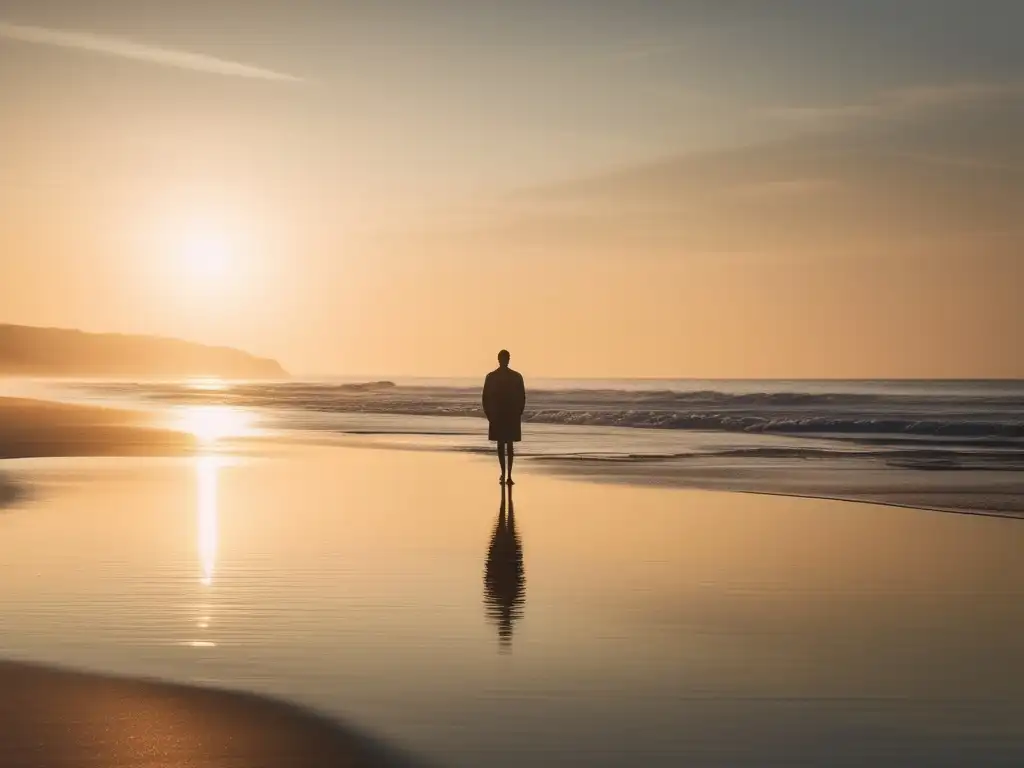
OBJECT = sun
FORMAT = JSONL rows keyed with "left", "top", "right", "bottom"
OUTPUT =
{"left": 182, "top": 231, "right": 232, "bottom": 281}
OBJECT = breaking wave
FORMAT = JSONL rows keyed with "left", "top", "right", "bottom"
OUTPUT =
{"left": 89, "top": 380, "right": 1024, "bottom": 444}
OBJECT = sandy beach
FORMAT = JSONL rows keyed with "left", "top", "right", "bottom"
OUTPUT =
{"left": 0, "top": 660, "right": 423, "bottom": 768}
{"left": 0, "top": 397, "right": 194, "bottom": 460}
{"left": 0, "top": 399, "right": 1022, "bottom": 766}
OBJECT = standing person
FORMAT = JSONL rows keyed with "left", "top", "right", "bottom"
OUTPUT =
{"left": 482, "top": 349, "right": 526, "bottom": 485}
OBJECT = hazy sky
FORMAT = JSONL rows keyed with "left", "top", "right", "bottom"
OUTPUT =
{"left": 2, "top": 0, "right": 1021, "bottom": 377}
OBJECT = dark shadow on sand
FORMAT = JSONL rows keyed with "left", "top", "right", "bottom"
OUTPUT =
{"left": 0, "top": 472, "right": 27, "bottom": 511}
{"left": 0, "top": 660, "right": 437, "bottom": 768}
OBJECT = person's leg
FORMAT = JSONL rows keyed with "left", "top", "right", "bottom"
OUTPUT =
{"left": 506, "top": 441, "right": 515, "bottom": 484}
{"left": 497, "top": 441, "right": 507, "bottom": 481}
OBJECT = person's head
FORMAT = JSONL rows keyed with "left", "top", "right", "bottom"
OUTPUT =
{"left": 497, "top": 349, "right": 511, "bottom": 368}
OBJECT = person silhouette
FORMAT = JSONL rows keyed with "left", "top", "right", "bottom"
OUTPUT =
{"left": 484, "top": 483, "right": 525, "bottom": 650}
{"left": 482, "top": 349, "right": 526, "bottom": 485}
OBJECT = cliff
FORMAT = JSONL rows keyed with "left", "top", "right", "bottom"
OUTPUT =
{"left": 0, "top": 325, "right": 287, "bottom": 378}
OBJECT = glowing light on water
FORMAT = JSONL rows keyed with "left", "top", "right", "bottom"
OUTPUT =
{"left": 176, "top": 405, "right": 253, "bottom": 444}
{"left": 186, "top": 377, "right": 229, "bottom": 392}
{"left": 197, "top": 456, "right": 219, "bottom": 586}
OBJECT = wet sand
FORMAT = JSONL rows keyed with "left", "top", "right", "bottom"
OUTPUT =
{"left": 0, "top": 404, "right": 419, "bottom": 768}
{"left": 0, "top": 660, "right": 421, "bottom": 768}
{"left": 0, "top": 396, "right": 416, "bottom": 768}
{"left": 0, "top": 397, "right": 193, "bottom": 460}
{"left": 535, "top": 453, "right": 1024, "bottom": 518}
{"left": 1, "top": 437, "right": 1022, "bottom": 766}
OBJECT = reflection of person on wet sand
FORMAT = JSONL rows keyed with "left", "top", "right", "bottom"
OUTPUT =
{"left": 484, "top": 483, "right": 525, "bottom": 650}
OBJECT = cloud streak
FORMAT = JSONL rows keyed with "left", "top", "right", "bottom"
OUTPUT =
{"left": 0, "top": 21, "right": 300, "bottom": 82}
{"left": 768, "top": 81, "right": 1024, "bottom": 128}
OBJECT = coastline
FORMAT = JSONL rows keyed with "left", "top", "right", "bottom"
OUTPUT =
{"left": 6, "top": 375, "right": 1022, "bottom": 519}
{"left": 4, "top": 390, "right": 1017, "bottom": 520}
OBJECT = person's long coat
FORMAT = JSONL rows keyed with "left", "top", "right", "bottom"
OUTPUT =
{"left": 482, "top": 367, "right": 526, "bottom": 442}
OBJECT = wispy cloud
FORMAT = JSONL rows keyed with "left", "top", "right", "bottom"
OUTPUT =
{"left": 729, "top": 178, "right": 842, "bottom": 198}
{"left": 768, "top": 81, "right": 1024, "bottom": 128}
{"left": 0, "top": 21, "right": 301, "bottom": 82}
{"left": 610, "top": 40, "right": 684, "bottom": 63}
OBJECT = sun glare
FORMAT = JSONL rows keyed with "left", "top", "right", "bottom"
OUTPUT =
{"left": 182, "top": 232, "right": 232, "bottom": 282}
{"left": 187, "top": 377, "right": 229, "bottom": 392}
{"left": 176, "top": 405, "right": 253, "bottom": 444}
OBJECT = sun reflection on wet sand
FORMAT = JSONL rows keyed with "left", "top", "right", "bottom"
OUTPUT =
{"left": 197, "top": 456, "right": 219, "bottom": 587}
{"left": 172, "top": 402, "right": 249, "bottom": 649}
{"left": 192, "top": 454, "right": 221, "bottom": 648}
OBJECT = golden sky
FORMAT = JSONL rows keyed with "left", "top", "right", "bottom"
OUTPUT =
{"left": 1, "top": 2, "right": 1022, "bottom": 377}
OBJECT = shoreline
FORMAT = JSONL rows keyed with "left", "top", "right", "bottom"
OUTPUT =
{"left": 1, "top": 393, "right": 1020, "bottom": 522}
{"left": 540, "top": 468, "right": 1024, "bottom": 522}
{"left": 524, "top": 451, "right": 1024, "bottom": 519}
{"left": 735, "top": 488, "right": 1024, "bottom": 522}
{"left": 290, "top": 431, "right": 1024, "bottom": 520}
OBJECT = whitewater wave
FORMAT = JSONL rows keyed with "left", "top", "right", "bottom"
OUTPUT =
{"left": 87, "top": 380, "right": 1024, "bottom": 443}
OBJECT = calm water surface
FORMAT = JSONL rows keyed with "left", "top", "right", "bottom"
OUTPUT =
{"left": 1, "top": 445, "right": 1022, "bottom": 766}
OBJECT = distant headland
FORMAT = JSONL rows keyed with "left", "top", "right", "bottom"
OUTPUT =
{"left": 0, "top": 324, "right": 287, "bottom": 378}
